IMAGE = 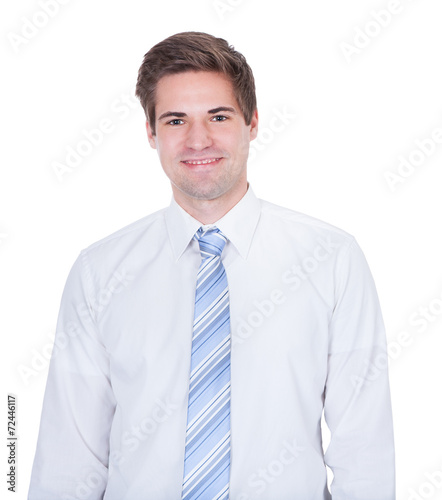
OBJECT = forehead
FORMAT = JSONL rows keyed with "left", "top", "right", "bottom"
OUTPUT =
{"left": 154, "top": 71, "right": 238, "bottom": 114}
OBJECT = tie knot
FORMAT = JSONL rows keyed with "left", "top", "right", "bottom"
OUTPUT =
{"left": 194, "top": 227, "right": 227, "bottom": 258}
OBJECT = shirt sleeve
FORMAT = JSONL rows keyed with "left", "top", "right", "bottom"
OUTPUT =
{"left": 323, "top": 238, "right": 395, "bottom": 500}
{"left": 28, "top": 251, "right": 116, "bottom": 500}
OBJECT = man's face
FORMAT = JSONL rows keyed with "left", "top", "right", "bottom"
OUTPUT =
{"left": 146, "top": 70, "right": 258, "bottom": 205}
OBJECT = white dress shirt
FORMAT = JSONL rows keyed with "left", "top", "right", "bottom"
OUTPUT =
{"left": 28, "top": 184, "right": 395, "bottom": 499}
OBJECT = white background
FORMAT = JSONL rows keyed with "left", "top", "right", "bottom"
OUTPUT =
{"left": 1, "top": 0, "right": 442, "bottom": 498}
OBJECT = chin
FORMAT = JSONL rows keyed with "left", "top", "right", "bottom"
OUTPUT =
{"left": 181, "top": 185, "right": 226, "bottom": 201}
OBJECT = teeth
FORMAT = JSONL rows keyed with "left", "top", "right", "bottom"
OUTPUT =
{"left": 184, "top": 158, "right": 220, "bottom": 165}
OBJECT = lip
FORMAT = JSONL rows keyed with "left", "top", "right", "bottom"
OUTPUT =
{"left": 181, "top": 157, "right": 223, "bottom": 167}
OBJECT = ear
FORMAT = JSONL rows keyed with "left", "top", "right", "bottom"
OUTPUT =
{"left": 249, "top": 109, "right": 259, "bottom": 141}
{"left": 145, "top": 121, "right": 157, "bottom": 149}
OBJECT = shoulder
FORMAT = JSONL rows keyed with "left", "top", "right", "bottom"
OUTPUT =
{"left": 258, "top": 197, "right": 356, "bottom": 250}
{"left": 79, "top": 207, "right": 167, "bottom": 267}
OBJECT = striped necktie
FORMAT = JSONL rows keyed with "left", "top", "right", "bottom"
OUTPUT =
{"left": 181, "top": 226, "right": 231, "bottom": 500}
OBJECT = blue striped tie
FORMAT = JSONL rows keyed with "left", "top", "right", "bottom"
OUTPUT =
{"left": 182, "top": 226, "right": 231, "bottom": 500}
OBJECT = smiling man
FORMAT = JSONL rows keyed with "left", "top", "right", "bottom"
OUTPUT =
{"left": 146, "top": 70, "right": 257, "bottom": 223}
{"left": 28, "top": 32, "right": 395, "bottom": 499}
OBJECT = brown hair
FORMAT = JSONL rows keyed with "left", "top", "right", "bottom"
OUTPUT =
{"left": 135, "top": 31, "right": 257, "bottom": 135}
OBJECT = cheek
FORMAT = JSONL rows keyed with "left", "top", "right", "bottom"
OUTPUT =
{"left": 157, "top": 134, "right": 182, "bottom": 159}
{"left": 221, "top": 131, "right": 245, "bottom": 154}
{"left": 234, "top": 132, "right": 251, "bottom": 157}
{"left": 155, "top": 137, "right": 170, "bottom": 160}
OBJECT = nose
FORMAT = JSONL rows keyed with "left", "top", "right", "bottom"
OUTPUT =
{"left": 184, "top": 121, "right": 213, "bottom": 151}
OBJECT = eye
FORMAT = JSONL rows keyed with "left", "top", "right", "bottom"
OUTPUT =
{"left": 167, "top": 119, "right": 184, "bottom": 126}
{"left": 211, "top": 115, "right": 228, "bottom": 122}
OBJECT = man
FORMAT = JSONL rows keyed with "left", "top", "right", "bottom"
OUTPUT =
{"left": 28, "top": 32, "right": 395, "bottom": 499}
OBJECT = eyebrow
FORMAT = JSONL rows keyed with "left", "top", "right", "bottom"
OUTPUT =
{"left": 157, "top": 106, "right": 237, "bottom": 121}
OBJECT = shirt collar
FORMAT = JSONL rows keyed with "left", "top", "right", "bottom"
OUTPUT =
{"left": 165, "top": 183, "right": 261, "bottom": 261}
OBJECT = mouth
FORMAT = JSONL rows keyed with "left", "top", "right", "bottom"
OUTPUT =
{"left": 181, "top": 157, "right": 223, "bottom": 166}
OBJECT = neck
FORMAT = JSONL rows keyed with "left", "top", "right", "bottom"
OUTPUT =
{"left": 173, "top": 182, "right": 248, "bottom": 224}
